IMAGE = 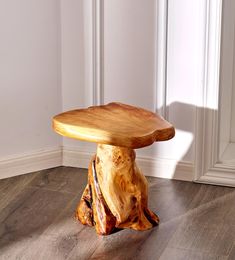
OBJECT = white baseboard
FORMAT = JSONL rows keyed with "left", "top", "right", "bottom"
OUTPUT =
{"left": 195, "top": 175, "right": 235, "bottom": 187}
{"left": 63, "top": 147, "right": 94, "bottom": 169}
{"left": 137, "top": 157, "right": 194, "bottom": 181}
{"left": 0, "top": 148, "right": 62, "bottom": 180}
{"left": 63, "top": 147, "right": 193, "bottom": 181}
{"left": 0, "top": 146, "right": 193, "bottom": 182}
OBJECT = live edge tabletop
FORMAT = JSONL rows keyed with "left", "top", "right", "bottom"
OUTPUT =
{"left": 53, "top": 102, "right": 175, "bottom": 149}
{"left": 52, "top": 102, "right": 175, "bottom": 235}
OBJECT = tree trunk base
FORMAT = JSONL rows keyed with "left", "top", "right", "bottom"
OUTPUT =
{"left": 75, "top": 144, "right": 159, "bottom": 235}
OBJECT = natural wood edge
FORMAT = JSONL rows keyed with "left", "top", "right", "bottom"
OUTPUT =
{"left": 75, "top": 158, "right": 117, "bottom": 235}
{"left": 75, "top": 145, "right": 159, "bottom": 235}
{"left": 52, "top": 102, "right": 175, "bottom": 149}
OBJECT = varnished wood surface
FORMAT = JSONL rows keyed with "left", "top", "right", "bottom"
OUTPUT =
{"left": 53, "top": 102, "right": 175, "bottom": 149}
{"left": 76, "top": 145, "right": 159, "bottom": 235}
{"left": 0, "top": 167, "right": 235, "bottom": 259}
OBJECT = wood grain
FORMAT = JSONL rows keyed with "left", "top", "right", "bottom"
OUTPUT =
{"left": 53, "top": 102, "right": 175, "bottom": 149}
{"left": 228, "top": 244, "right": 235, "bottom": 260}
{"left": 0, "top": 172, "right": 38, "bottom": 211}
{"left": 0, "top": 188, "right": 74, "bottom": 258}
{"left": 28, "top": 166, "right": 87, "bottom": 194}
{"left": 159, "top": 247, "right": 227, "bottom": 260}
{"left": 53, "top": 103, "right": 174, "bottom": 235}
{"left": 75, "top": 145, "right": 159, "bottom": 235}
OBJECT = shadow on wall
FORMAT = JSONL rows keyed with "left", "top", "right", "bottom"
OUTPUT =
{"left": 141, "top": 101, "right": 219, "bottom": 180}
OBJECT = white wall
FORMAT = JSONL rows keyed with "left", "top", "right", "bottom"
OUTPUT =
{"left": 62, "top": 0, "right": 207, "bottom": 181}
{"left": 61, "top": 0, "right": 88, "bottom": 151}
{"left": 103, "top": 0, "right": 156, "bottom": 111}
{"left": 219, "top": 0, "right": 235, "bottom": 151}
{"left": 61, "top": 0, "right": 86, "bottom": 111}
{"left": 161, "top": 0, "right": 206, "bottom": 161}
{"left": 231, "top": 66, "right": 235, "bottom": 141}
{"left": 230, "top": 6, "right": 235, "bottom": 142}
{"left": 60, "top": 0, "right": 97, "bottom": 154}
{"left": 0, "top": 0, "right": 212, "bottom": 181}
{"left": 102, "top": 0, "right": 156, "bottom": 159}
{"left": 0, "top": 0, "right": 61, "bottom": 172}
{"left": 102, "top": 0, "right": 203, "bottom": 163}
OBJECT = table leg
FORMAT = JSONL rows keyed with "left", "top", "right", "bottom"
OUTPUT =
{"left": 75, "top": 144, "right": 159, "bottom": 235}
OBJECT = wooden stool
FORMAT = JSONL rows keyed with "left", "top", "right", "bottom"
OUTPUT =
{"left": 53, "top": 102, "right": 175, "bottom": 235}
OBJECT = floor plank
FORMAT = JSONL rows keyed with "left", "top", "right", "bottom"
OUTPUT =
{"left": 159, "top": 247, "right": 227, "bottom": 260}
{"left": 0, "top": 171, "right": 39, "bottom": 211}
{"left": 0, "top": 188, "right": 75, "bottom": 259}
{"left": 0, "top": 167, "right": 234, "bottom": 260}
{"left": 228, "top": 244, "right": 235, "bottom": 260}
{"left": 166, "top": 190, "right": 235, "bottom": 257}
{"left": 28, "top": 167, "right": 88, "bottom": 194}
{"left": 17, "top": 193, "right": 86, "bottom": 260}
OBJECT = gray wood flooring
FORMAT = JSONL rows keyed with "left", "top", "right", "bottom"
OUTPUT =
{"left": 0, "top": 167, "right": 235, "bottom": 260}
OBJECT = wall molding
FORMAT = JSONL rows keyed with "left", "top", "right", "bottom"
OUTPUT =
{"left": 155, "top": 0, "right": 168, "bottom": 117}
{"left": 91, "top": 0, "right": 168, "bottom": 113}
{"left": 63, "top": 147, "right": 193, "bottom": 181}
{"left": 92, "top": 0, "right": 104, "bottom": 105}
{"left": 0, "top": 148, "right": 62, "bottom": 180}
{"left": 194, "top": 0, "right": 235, "bottom": 187}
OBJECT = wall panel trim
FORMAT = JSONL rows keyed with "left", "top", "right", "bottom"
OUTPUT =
{"left": 155, "top": 0, "right": 168, "bottom": 117}
{"left": 92, "top": 0, "right": 104, "bottom": 105}
{"left": 194, "top": 0, "right": 235, "bottom": 187}
{"left": 91, "top": 0, "right": 168, "bottom": 112}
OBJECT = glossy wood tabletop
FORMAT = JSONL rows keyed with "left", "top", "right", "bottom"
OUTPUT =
{"left": 53, "top": 102, "right": 175, "bottom": 149}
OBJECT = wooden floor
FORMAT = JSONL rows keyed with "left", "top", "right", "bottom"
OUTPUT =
{"left": 0, "top": 167, "right": 235, "bottom": 260}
